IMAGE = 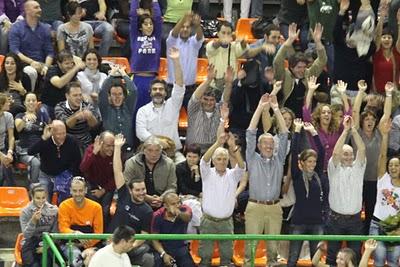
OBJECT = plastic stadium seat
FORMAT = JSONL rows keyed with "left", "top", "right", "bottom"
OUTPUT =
{"left": 235, "top": 18, "right": 258, "bottom": 43}
{"left": 14, "top": 233, "right": 23, "bottom": 266}
{"left": 115, "top": 34, "right": 127, "bottom": 45}
{"left": 196, "top": 58, "right": 209, "bottom": 84}
{"left": 158, "top": 57, "right": 168, "bottom": 80}
{"left": 189, "top": 240, "right": 221, "bottom": 266}
{"left": 102, "top": 56, "right": 131, "bottom": 73}
{"left": 0, "top": 54, "right": 4, "bottom": 70}
{"left": 178, "top": 107, "right": 188, "bottom": 130}
{"left": 0, "top": 187, "right": 29, "bottom": 217}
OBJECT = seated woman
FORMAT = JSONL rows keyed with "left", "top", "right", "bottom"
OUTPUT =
{"left": 0, "top": 93, "right": 14, "bottom": 186}
{"left": 0, "top": 52, "right": 31, "bottom": 116}
{"left": 15, "top": 93, "right": 51, "bottom": 183}
{"left": 19, "top": 184, "right": 58, "bottom": 267}
{"left": 57, "top": 1, "right": 94, "bottom": 57}
{"left": 77, "top": 49, "right": 107, "bottom": 108}
{"left": 176, "top": 143, "right": 202, "bottom": 197}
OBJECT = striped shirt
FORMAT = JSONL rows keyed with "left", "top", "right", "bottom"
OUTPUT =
{"left": 55, "top": 100, "right": 99, "bottom": 149}
{"left": 186, "top": 96, "right": 221, "bottom": 150}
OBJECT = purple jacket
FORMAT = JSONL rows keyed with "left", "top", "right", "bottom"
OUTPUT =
{"left": 129, "top": 0, "right": 162, "bottom": 73}
{"left": 0, "top": 0, "right": 24, "bottom": 23}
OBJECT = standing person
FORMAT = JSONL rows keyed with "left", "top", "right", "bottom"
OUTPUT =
{"left": 325, "top": 116, "right": 366, "bottom": 265}
{"left": 0, "top": 0, "right": 24, "bottom": 54}
{"left": 108, "top": 134, "right": 155, "bottom": 267}
{"left": 244, "top": 92, "right": 289, "bottom": 266}
{"left": 19, "top": 184, "right": 58, "bottom": 267}
{"left": 199, "top": 131, "right": 245, "bottom": 267}
{"left": 287, "top": 119, "right": 328, "bottom": 267}
{"left": 369, "top": 119, "right": 400, "bottom": 266}
{"left": 57, "top": 1, "right": 94, "bottom": 58}
{"left": 15, "top": 93, "right": 50, "bottom": 183}
{"left": 0, "top": 93, "right": 14, "bottom": 186}
{"left": 130, "top": 0, "right": 162, "bottom": 110}
{"left": 8, "top": 0, "right": 54, "bottom": 91}
{"left": 88, "top": 225, "right": 135, "bottom": 267}
{"left": 37, "top": 0, "right": 63, "bottom": 32}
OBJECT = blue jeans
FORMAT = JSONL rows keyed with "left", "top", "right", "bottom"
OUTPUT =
{"left": 369, "top": 219, "right": 400, "bottom": 267}
{"left": 287, "top": 224, "right": 324, "bottom": 267}
{"left": 85, "top": 20, "right": 114, "bottom": 56}
{"left": 38, "top": 171, "right": 70, "bottom": 205}
{"left": 325, "top": 211, "right": 362, "bottom": 265}
{"left": 42, "top": 20, "right": 63, "bottom": 32}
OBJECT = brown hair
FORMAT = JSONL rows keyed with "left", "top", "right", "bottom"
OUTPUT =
{"left": 299, "top": 149, "right": 318, "bottom": 162}
{"left": 312, "top": 104, "right": 339, "bottom": 133}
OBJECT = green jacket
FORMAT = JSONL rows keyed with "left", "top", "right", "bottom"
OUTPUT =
{"left": 273, "top": 44, "right": 327, "bottom": 106}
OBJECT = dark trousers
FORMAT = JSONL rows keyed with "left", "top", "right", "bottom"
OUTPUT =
{"left": 363, "top": 181, "right": 377, "bottom": 235}
{"left": 325, "top": 210, "right": 363, "bottom": 265}
{"left": 87, "top": 189, "right": 114, "bottom": 230}
{"left": 155, "top": 245, "right": 196, "bottom": 267}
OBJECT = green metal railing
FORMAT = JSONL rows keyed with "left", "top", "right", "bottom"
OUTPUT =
{"left": 42, "top": 233, "right": 400, "bottom": 267}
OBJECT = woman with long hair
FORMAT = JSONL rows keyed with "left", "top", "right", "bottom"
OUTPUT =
{"left": 0, "top": 52, "right": 31, "bottom": 115}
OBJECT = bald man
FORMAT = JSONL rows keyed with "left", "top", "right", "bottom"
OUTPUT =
{"left": 28, "top": 120, "right": 81, "bottom": 204}
{"left": 80, "top": 131, "right": 117, "bottom": 227}
{"left": 325, "top": 116, "right": 366, "bottom": 265}
{"left": 9, "top": 0, "right": 54, "bottom": 91}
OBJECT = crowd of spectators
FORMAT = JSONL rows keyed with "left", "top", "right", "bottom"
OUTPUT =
{"left": 1, "top": 0, "right": 400, "bottom": 266}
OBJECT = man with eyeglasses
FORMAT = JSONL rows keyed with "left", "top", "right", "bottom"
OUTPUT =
{"left": 58, "top": 176, "right": 103, "bottom": 267}
{"left": 28, "top": 120, "right": 81, "bottom": 204}
{"left": 108, "top": 134, "right": 155, "bottom": 267}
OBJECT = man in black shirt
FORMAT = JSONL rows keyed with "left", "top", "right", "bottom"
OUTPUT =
{"left": 109, "top": 134, "right": 154, "bottom": 267}
{"left": 28, "top": 120, "right": 81, "bottom": 203}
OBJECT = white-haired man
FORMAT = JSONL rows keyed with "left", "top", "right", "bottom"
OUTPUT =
{"left": 199, "top": 131, "right": 245, "bottom": 267}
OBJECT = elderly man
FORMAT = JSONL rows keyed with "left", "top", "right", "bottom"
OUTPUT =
{"left": 136, "top": 47, "right": 184, "bottom": 151}
{"left": 199, "top": 131, "right": 245, "bottom": 267}
{"left": 186, "top": 64, "right": 233, "bottom": 153}
{"left": 80, "top": 131, "right": 116, "bottom": 228}
{"left": 28, "top": 120, "right": 81, "bottom": 203}
{"left": 152, "top": 190, "right": 195, "bottom": 267}
{"left": 124, "top": 136, "right": 177, "bottom": 209}
{"left": 9, "top": 0, "right": 54, "bottom": 90}
{"left": 109, "top": 134, "right": 154, "bottom": 267}
{"left": 325, "top": 116, "right": 366, "bottom": 265}
{"left": 55, "top": 81, "right": 100, "bottom": 151}
{"left": 58, "top": 176, "right": 103, "bottom": 266}
{"left": 244, "top": 91, "right": 288, "bottom": 266}
{"left": 99, "top": 65, "right": 137, "bottom": 149}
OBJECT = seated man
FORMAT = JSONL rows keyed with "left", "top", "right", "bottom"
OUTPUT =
{"left": 99, "top": 65, "right": 137, "bottom": 149}
{"left": 58, "top": 176, "right": 103, "bottom": 266}
{"left": 80, "top": 131, "right": 117, "bottom": 228}
{"left": 152, "top": 190, "right": 195, "bottom": 267}
{"left": 9, "top": 0, "right": 54, "bottom": 91}
{"left": 124, "top": 136, "right": 177, "bottom": 209}
{"left": 28, "top": 120, "right": 81, "bottom": 204}
{"left": 89, "top": 225, "right": 135, "bottom": 267}
{"left": 55, "top": 81, "right": 100, "bottom": 151}
{"left": 41, "top": 50, "right": 85, "bottom": 118}
{"left": 108, "top": 134, "right": 154, "bottom": 267}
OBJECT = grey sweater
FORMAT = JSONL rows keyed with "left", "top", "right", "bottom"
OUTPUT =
{"left": 20, "top": 202, "right": 58, "bottom": 240}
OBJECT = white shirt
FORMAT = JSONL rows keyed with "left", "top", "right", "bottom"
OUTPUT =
{"left": 200, "top": 158, "right": 244, "bottom": 218}
{"left": 88, "top": 244, "right": 131, "bottom": 267}
{"left": 136, "top": 83, "right": 185, "bottom": 150}
{"left": 327, "top": 157, "right": 366, "bottom": 215}
{"left": 373, "top": 172, "right": 400, "bottom": 220}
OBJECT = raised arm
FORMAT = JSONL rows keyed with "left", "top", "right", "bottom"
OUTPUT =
{"left": 304, "top": 122, "right": 324, "bottom": 173}
{"left": 222, "top": 66, "right": 234, "bottom": 103}
{"left": 359, "top": 239, "right": 378, "bottom": 267}
{"left": 334, "top": 0, "right": 350, "bottom": 44}
{"left": 171, "top": 12, "right": 192, "bottom": 38}
{"left": 377, "top": 118, "right": 391, "bottom": 178}
{"left": 193, "top": 64, "right": 216, "bottom": 100}
{"left": 169, "top": 47, "right": 183, "bottom": 87}
{"left": 336, "top": 80, "right": 350, "bottom": 113}
{"left": 307, "top": 23, "right": 327, "bottom": 77}
{"left": 380, "top": 82, "right": 393, "bottom": 125}
{"left": 396, "top": 9, "right": 400, "bottom": 52}
{"left": 311, "top": 242, "right": 329, "bottom": 267}
{"left": 192, "top": 14, "right": 204, "bottom": 41}
{"left": 305, "top": 76, "right": 320, "bottom": 110}
{"left": 249, "top": 93, "right": 270, "bottom": 130}
{"left": 113, "top": 134, "right": 126, "bottom": 190}
{"left": 227, "top": 132, "right": 245, "bottom": 169}
{"left": 374, "top": 0, "right": 388, "bottom": 51}
{"left": 332, "top": 116, "right": 351, "bottom": 166}
{"left": 273, "top": 23, "right": 298, "bottom": 80}
{"left": 270, "top": 93, "right": 288, "bottom": 134}
{"left": 351, "top": 123, "right": 366, "bottom": 164}
{"left": 291, "top": 119, "right": 304, "bottom": 179}
{"left": 203, "top": 132, "right": 227, "bottom": 163}
{"left": 352, "top": 80, "right": 367, "bottom": 129}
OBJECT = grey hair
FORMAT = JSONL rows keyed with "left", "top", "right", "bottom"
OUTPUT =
{"left": 258, "top": 133, "right": 274, "bottom": 143}
{"left": 143, "top": 136, "right": 163, "bottom": 150}
{"left": 211, "top": 147, "right": 229, "bottom": 161}
{"left": 161, "top": 189, "right": 177, "bottom": 203}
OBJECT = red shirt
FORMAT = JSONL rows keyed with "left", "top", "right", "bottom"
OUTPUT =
{"left": 373, "top": 47, "right": 400, "bottom": 94}
{"left": 80, "top": 144, "right": 116, "bottom": 191}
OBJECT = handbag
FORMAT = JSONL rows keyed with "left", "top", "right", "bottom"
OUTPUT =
{"left": 54, "top": 170, "right": 73, "bottom": 194}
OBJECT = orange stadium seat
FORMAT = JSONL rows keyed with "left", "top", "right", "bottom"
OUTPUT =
{"left": 196, "top": 58, "right": 209, "bottom": 84}
{"left": 178, "top": 107, "right": 188, "bottom": 131}
{"left": 14, "top": 233, "right": 23, "bottom": 266}
{"left": 102, "top": 56, "right": 131, "bottom": 73}
{"left": 158, "top": 57, "right": 168, "bottom": 80}
{"left": 0, "top": 54, "right": 4, "bottom": 70}
{"left": 232, "top": 240, "right": 267, "bottom": 266}
{"left": 190, "top": 240, "right": 222, "bottom": 266}
{"left": 235, "top": 18, "right": 257, "bottom": 43}
{"left": 0, "top": 187, "right": 29, "bottom": 217}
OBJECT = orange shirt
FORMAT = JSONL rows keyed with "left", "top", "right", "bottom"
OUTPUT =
{"left": 58, "top": 198, "right": 103, "bottom": 248}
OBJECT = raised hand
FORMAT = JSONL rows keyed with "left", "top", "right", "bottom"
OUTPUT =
{"left": 311, "top": 23, "right": 324, "bottom": 44}
{"left": 273, "top": 80, "right": 283, "bottom": 94}
{"left": 357, "top": 80, "right": 367, "bottom": 92}
{"left": 317, "top": 241, "right": 327, "bottom": 252}
{"left": 287, "top": 23, "right": 300, "bottom": 44}
{"left": 220, "top": 102, "right": 229, "bottom": 121}
{"left": 293, "top": 118, "right": 303, "bottom": 132}
{"left": 226, "top": 132, "right": 236, "bottom": 149}
{"left": 303, "top": 122, "right": 317, "bottom": 134}
{"left": 307, "top": 76, "right": 320, "bottom": 92}
{"left": 336, "top": 80, "right": 348, "bottom": 94}
{"left": 258, "top": 93, "right": 270, "bottom": 109}
{"left": 206, "top": 64, "right": 217, "bottom": 81}
{"left": 42, "top": 124, "right": 52, "bottom": 140}
{"left": 217, "top": 132, "right": 229, "bottom": 145}
{"left": 169, "top": 47, "right": 180, "bottom": 60}
{"left": 114, "top": 134, "right": 126, "bottom": 147}
{"left": 364, "top": 239, "right": 378, "bottom": 251}
{"left": 270, "top": 94, "right": 279, "bottom": 111}
{"left": 385, "top": 81, "right": 395, "bottom": 95}
{"left": 93, "top": 136, "right": 102, "bottom": 155}
{"left": 343, "top": 115, "right": 352, "bottom": 130}
{"left": 378, "top": 118, "right": 392, "bottom": 135}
